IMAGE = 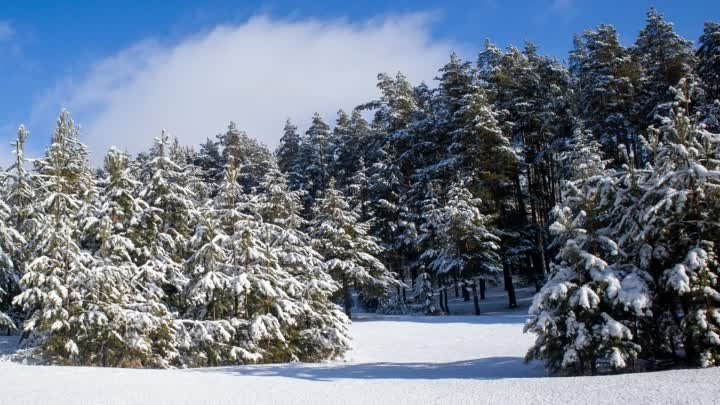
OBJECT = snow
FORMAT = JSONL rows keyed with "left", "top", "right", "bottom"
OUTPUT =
{"left": 1, "top": 286, "right": 719, "bottom": 404}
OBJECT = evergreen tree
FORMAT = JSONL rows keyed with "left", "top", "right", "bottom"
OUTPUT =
{"left": 13, "top": 110, "right": 97, "bottom": 364}
{"left": 570, "top": 25, "right": 640, "bottom": 165}
{"left": 697, "top": 22, "right": 720, "bottom": 101}
{"left": 138, "top": 130, "right": 196, "bottom": 302}
{"left": 276, "top": 119, "right": 303, "bottom": 190}
{"left": 310, "top": 179, "right": 399, "bottom": 317}
{"left": 633, "top": 8, "right": 696, "bottom": 131}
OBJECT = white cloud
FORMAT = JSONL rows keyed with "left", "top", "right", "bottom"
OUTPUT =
{"left": 36, "top": 14, "right": 455, "bottom": 161}
{"left": 0, "top": 21, "right": 13, "bottom": 42}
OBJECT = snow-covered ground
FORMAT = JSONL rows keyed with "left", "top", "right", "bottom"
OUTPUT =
{"left": 1, "top": 285, "right": 719, "bottom": 405}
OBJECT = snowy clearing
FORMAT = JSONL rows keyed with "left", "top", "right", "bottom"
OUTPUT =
{"left": 2, "top": 291, "right": 719, "bottom": 405}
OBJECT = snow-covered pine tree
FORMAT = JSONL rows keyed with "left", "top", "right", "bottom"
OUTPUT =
{"left": 632, "top": 8, "right": 696, "bottom": 131}
{"left": 525, "top": 127, "right": 652, "bottom": 375}
{"left": 276, "top": 119, "right": 304, "bottom": 191}
{"left": 697, "top": 22, "right": 720, "bottom": 102}
{"left": 194, "top": 138, "right": 224, "bottom": 186}
{"left": 0, "top": 126, "right": 34, "bottom": 332}
{"left": 13, "top": 110, "right": 98, "bottom": 364}
{"left": 0, "top": 200, "right": 23, "bottom": 332}
{"left": 87, "top": 147, "right": 180, "bottom": 367}
{"left": 639, "top": 79, "right": 720, "bottom": 367}
{"left": 4, "top": 126, "right": 39, "bottom": 236}
{"left": 570, "top": 24, "right": 640, "bottom": 166}
{"left": 257, "top": 167, "right": 351, "bottom": 361}
{"left": 310, "top": 178, "right": 400, "bottom": 317}
{"left": 411, "top": 271, "right": 437, "bottom": 315}
{"left": 218, "top": 122, "right": 274, "bottom": 192}
{"left": 184, "top": 208, "right": 231, "bottom": 321}
{"left": 427, "top": 181, "right": 502, "bottom": 314}
{"left": 138, "top": 130, "right": 197, "bottom": 301}
{"left": 299, "top": 113, "right": 332, "bottom": 202}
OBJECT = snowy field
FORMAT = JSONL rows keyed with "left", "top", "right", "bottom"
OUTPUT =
{"left": 1, "top": 286, "right": 719, "bottom": 405}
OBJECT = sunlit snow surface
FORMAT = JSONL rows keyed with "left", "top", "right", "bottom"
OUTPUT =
{"left": 1, "top": 286, "right": 719, "bottom": 404}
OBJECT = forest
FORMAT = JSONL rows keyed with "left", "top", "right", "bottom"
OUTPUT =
{"left": 0, "top": 8, "right": 719, "bottom": 376}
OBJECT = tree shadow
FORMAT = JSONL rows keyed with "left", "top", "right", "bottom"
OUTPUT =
{"left": 188, "top": 357, "right": 546, "bottom": 381}
{"left": 0, "top": 335, "right": 20, "bottom": 356}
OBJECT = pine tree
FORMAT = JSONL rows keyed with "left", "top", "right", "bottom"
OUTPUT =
{"left": 276, "top": 119, "right": 303, "bottom": 190}
{"left": 697, "top": 22, "right": 720, "bottom": 101}
{"left": 88, "top": 147, "right": 180, "bottom": 367}
{"left": 525, "top": 123, "right": 652, "bottom": 375}
{"left": 0, "top": 200, "right": 23, "bottom": 332}
{"left": 13, "top": 110, "right": 97, "bottom": 364}
{"left": 639, "top": 80, "right": 720, "bottom": 367}
{"left": 258, "top": 168, "right": 351, "bottom": 361}
{"left": 633, "top": 8, "right": 696, "bottom": 131}
{"left": 570, "top": 24, "right": 640, "bottom": 166}
{"left": 138, "top": 130, "right": 197, "bottom": 298}
{"left": 412, "top": 271, "right": 437, "bottom": 315}
{"left": 310, "top": 179, "right": 399, "bottom": 317}
{"left": 299, "top": 113, "right": 333, "bottom": 202}
{"left": 427, "top": 181, "right": 502, "bottom": 313}
{"left": 184, "top": 208, "right": 231, "bottom": 321}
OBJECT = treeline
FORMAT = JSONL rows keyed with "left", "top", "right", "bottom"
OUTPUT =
{"left": 272, "top": 9, "right": 720, "bottom": 374}
{"left": 0, "top": 8, "right": 718, "bottom": 374}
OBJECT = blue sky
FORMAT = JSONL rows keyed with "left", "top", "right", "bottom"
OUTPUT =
{"left": 0, "top": 0, "right": 717, "bottom": 164}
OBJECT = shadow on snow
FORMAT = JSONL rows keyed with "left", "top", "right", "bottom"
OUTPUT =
{"left": 189, "top": 357, "right": 545, "bottom": 381}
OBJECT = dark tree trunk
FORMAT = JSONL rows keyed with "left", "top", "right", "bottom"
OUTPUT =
{"left": 439, "top": 289, "right": 446, "bottom": 312}
{"left": 454, "top": 272, "right": 459, "bottom": 297}
{"left": 402, "top": 288, "right": 407, "bottom": 302}
{"left": 462, "top": 281, "right": 470, "bottom": 301}
{"left": 479, "top": 278, "right": 486, "bottom": 300}
{"left": 342, "top": 276, "right": 352, "bottom": 318}
{"left": 443, "top": 287, "right": 450, "bottom": 314}
{"left": 504, "top": 261, "right": 517, "bottom": 308}
{"left": 472, "top": 283, "right": 480, "bottom": 315}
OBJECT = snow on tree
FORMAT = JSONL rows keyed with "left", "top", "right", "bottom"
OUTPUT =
{"left": 12, "top": 110, "right": 98, "bottom": 363}
{"left": 411, "top": 271, "right": 437, "bottom": 315}
{"left": 258, "top": 169, "right": 351, "bottom": 360}
{"left": 632, "top": 8, "right": 697, "bottom": 131}
{"left": 276, "top": 119, "right": 304, "bottom": 190}
{"left": 87, "top": 147, "right": 180, "bottom": 367}
{"left": 138, "top": 130, "right": 197, "bottom": 299}
{"left": 525, "top": 123, "right": 652, "bottom": 374}
{"left": 425, "top": 181, "right": 502, "bottom": 314}
{"left": 0, "top": 199, "right": 23, "bottom": 332}
{"left": 570, "top": 24, "right": 640, "bottom": 165}
{"left": 310, "top": 178, "right": 400, "bottom": 317}
{"left": 637, "top": 80, "right": 720, "bottom": 367}
{"left": 184, "top": 208, "right": 231, "bottom": 321}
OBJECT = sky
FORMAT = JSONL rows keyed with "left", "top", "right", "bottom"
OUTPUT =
{"left": 0, "top": 0, "right": 717, "bottom": 165}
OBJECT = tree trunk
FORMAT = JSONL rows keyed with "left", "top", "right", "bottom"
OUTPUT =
{"left": 454, "top": 272, "right": 459, "bottom": 297}
{"left": 472, "top": 283, "right": 480, "bottom": 315}
{"left": 479, "top": 278, "right": 486, "bottom": 300}
{"left": 402, "top": 288, "right": 407, "bottom": 302}
{"left": 462, "top": 281, "right": 470, "bottom": 301}
{"left": 443, "top": 287, "right": 450, "bottom": 314}
{"left": 439, "top": 289, "right": 446, "bottom": 312}
{"left": 504, "top": 261, "right": 517, "bottom": 308}
{"left": 342, "top": 276, "right": 352, "bottom": 319}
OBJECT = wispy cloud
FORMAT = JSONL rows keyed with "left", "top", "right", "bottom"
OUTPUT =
{"left": 34, "top": 14, "right": 457, "bottom": 162}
